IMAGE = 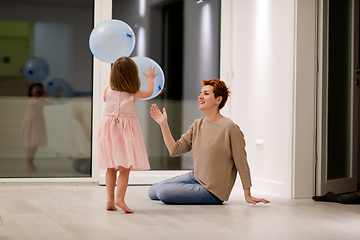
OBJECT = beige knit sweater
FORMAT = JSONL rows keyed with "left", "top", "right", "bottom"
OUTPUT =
{"left": 170, "top": 117, "right": 252, "bottom": 201}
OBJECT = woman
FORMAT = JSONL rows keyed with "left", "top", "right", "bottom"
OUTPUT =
{"left": 149, "top": 79, "right": 269, "bottom": 205}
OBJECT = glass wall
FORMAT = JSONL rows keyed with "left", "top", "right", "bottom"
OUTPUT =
{"left": 0, "top": 0, "right": 93, "bottom": 178}
{"left": 112, "top": 0, "right": 221, "bottom": 170}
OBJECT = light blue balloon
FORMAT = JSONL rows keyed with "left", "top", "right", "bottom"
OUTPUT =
{"left": 22, "top": 57, "right": 49, "bottom": 83}
{"left": 89, "top": 19, "right": 135, "bottom": 63}
{"left": 131, "top": 56, "right": 165, "bottom": 100}
{"left": 46, "top": 78, "right": 73, "bottom": 98}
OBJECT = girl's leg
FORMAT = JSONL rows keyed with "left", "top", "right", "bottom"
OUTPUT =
{"left": 115, "top": 166, "right": 134, "bottom": 213}
{"left": 105, "top": 168, "right": 117, "bottom": 211}
{"left": 26, "top": 147, "right": 38, "bottom": 172}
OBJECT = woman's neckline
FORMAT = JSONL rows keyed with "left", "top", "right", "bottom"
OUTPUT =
{"left": 204, "top": 116, "right": 228, "bottom": 122}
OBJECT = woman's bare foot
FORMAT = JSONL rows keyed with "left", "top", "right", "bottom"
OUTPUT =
{"left": 106, "top": 199, "right": 117, "bottom": 211}
{"left": 115, "top": 200, "right": 134, "bottom": 214}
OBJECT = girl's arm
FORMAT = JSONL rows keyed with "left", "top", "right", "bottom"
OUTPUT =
{"left": 150, "top": 104, "right": 176, "bottom": 153}
{"left": 103, "top": 86, "right": 109, "bottom": 102}
{"left": 27, "top": 97, "right": 41, "bottom": 106}
{"left": 27, "top": 97, "right": 50, "bottom": 106}
{"left": 43, "top": 97, "right": 54, "bottom": 105}
{"left": 73, "top": 108, "right": 91, "bottom": 141}
{"left": 134, "top": 66, "right": 158, "bottom": 100}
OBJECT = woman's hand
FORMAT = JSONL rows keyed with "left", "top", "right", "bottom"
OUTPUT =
{"left": 244, "top": 188, "right": 270, "bottom": 205}
{"left": 143, "top": 66, "right": 159, "bottom": 80}
{"left": 245, "top": 195, "right": 270, "bottom": 205}
{"left": 150, "top": 104, "right": 167, "bottom": 126}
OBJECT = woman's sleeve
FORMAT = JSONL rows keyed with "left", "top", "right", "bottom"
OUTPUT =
{"left": 230, "top": 124, "right": 252, "bottom": 189}
{"left": 169, "top": 122, "right": 194, "bottom": 157}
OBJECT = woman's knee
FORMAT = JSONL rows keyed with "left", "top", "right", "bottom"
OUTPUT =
{"left": 154, "top": 182, "right": 223, "bottom": 205}
{"left": 147, "top": 183, "right": 174, "bottom": 203}
{"left": 148, "top": 183, "right": 160, "bottom": 200}
{"left": 155, "top": 183, "right": 180, "bottom": 204}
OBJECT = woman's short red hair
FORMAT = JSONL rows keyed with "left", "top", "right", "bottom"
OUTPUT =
{"left": 202, "top": 79, "right": 231, "bottom": 109}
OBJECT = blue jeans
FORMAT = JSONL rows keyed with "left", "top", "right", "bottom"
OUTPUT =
{"left": 148, "top": 171, "right": 223, "bottom": 205}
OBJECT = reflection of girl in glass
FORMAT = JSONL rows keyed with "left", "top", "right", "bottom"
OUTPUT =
{"left": 21, "top": 83, "right": 53, "bottom": 172}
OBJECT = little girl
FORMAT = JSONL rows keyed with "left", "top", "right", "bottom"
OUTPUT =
{"left": 98, "top": 56, "right": 158, "bottom": 213}
{"left": 21, "top": 83, "right": 53, "bottom": 172}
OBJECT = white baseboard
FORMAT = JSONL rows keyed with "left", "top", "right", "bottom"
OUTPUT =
{"left": 250, "top": 177, "right": 291, "bottom": 198}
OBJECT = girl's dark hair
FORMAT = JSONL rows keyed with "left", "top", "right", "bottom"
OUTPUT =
{"left": 28, "top": 83, "right": 45, "bottom": 97}
{"left": 202, "top": 79, "right": 231, "bottom": 109}
{"left": 110, "top": 57, "right": 140, "bottom": 93}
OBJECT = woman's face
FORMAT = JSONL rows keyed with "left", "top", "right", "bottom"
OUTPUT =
{"left": 198, "top": 85, "right": 221, "bottom": 111}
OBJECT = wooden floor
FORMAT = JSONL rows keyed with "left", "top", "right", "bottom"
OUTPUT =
{"left": 0, "top": 184, "right": 359, "bottom": 240}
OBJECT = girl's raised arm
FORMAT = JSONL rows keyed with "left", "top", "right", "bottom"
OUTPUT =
{"left": 134, "top": 66, "right": 158, "bottom": 100}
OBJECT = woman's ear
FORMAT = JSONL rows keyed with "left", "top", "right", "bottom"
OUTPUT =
{"left": 216, "top": 96, "right": 223, "bottom": 106}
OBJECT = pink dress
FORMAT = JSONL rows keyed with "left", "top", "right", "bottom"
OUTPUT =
{"left": 97, "top": 88, "right": 150, "bottom": 170}
{"left": 21, "top": 98, "right": 51, "bottom": 147}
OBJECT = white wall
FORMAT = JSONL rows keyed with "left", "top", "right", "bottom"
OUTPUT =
{"left": 221, "top": 0, "right": 317, "bottom": 198}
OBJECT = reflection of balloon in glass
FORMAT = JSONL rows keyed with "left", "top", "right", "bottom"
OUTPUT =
{"left": 22, "top": 57, "right": 49, "bottom": 83}
{"left": 131, "top": 56, "right": 165, "bottom": 100}
{"left": 46, "top": 78, "right": 73, "bottom": 98}
{"left": 89, "top": 19, "right": 135, "bottom": 63}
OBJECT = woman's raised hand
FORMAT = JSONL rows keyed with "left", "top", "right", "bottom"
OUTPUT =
{"left": 143, "top": 66, "right": 159, "bottom": 79}
{"left": 150, "top": 104, "right": 167, "bottom": 126}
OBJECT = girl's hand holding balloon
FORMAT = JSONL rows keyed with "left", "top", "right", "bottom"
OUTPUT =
{"left": 150, "top": 104, "right": 167, "bottom": 127}
{"left": 143, "top": 66, "right": 159, "bottom": 80}
{"left": 132, "top": 56, "right": 165, "bottom": 100}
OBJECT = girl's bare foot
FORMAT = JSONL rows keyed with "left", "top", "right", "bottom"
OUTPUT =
{"left": 106, "top": 199, "right": 117, "bottom": 211}
{"left": 27, "top": 163, "right": 37, "bottom": 173}
{"left": 115, "top": 200, "right": 134, "bottom": 214}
